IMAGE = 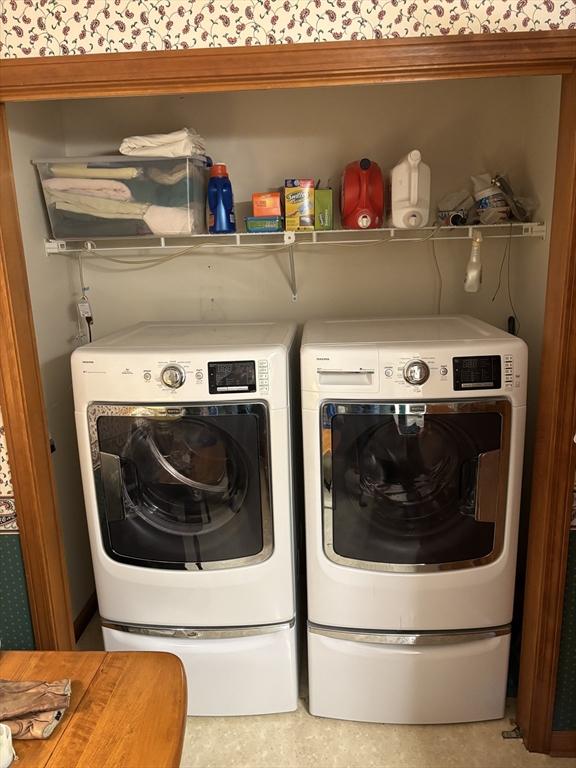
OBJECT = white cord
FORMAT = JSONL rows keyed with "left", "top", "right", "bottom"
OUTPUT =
{"left": 72, "top": 243, "right": 288, "bottom": 274}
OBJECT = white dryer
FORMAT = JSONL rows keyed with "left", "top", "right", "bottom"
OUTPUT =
{"left": 72, "top": 322, "right": 298, "bottom": 716}
{"left": 301, "top": 315, "right": 527, "bottom": 724}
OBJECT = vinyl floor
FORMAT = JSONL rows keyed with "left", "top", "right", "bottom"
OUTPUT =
{"left": 78, "top": 615, "right": 575, "bottom": 768}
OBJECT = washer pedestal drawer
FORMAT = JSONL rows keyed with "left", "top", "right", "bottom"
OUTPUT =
{"left": 103, "top": 622, "right": 298, "bottom": 716}
{"left": 308, "top": 625, "right": 510, "bottom": 724}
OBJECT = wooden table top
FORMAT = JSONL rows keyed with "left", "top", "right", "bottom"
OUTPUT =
{"left": 0, "top": 651, "right": 187, "bottom": 768}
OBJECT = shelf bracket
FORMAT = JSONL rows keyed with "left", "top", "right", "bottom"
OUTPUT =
{"left": 288, "top": 244, "right": 297, "bottom": 302}
{"left": 44, "top": 239, "right": 68, "bottom": 256}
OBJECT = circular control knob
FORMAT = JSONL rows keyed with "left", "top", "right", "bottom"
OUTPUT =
{"left": 161, "top": 365, "right": 186, "bottom": 389}
{"left": 403, "top": 360, "right": 430, "bottom": 386}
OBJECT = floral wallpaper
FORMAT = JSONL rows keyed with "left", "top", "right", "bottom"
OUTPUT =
{"left": 0, "top": 407, "right": 16, "bottom": 534}
{"left": 0, "top": 0, "right": 574, "bottom": 58}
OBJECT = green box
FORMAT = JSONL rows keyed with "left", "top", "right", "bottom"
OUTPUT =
{"left": 314, "top": 188, "right": 333, "bottom": 231}
{"left": 244, "top": 216, "right": 283, "bottom": 233}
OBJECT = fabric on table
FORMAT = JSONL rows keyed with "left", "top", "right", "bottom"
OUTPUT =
{"left": 43, "top": 177, "right": 133, "bottom": 201}
{"left": 49, "top": 164, "right": 142, "bottom": 180}
{"left": 125, "top": 178, "right": 189, "bottom": 207}
{"left": 0, "top": 679, "right": 71, "bottom": 741}
{"left": 119, "top": 128, "right": 206, "bottom": 158}
{"left": 46, "top": 190, "right": 149, "bottom": 220}
{"left": 4, "top": 710, "right": 66, "bottom": 740}
{"left": 52, "top": 210, "right": 152, "bottom": 237}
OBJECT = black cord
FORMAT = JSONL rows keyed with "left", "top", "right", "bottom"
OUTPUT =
{"left": 507, "top": 239, "right": 520, "bottom": 334}
{"left": 86, "top": 317, "right": 93, "bottom": 342}
{"left": 491, "top": 222, "right": 520, "bottom": 333}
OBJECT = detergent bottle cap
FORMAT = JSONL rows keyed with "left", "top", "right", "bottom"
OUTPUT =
{"left": 210, "top": 163, "right": 229, "bottom": 178}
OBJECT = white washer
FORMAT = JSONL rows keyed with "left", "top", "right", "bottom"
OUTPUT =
{"left": 72, "top": 321, "right": 298, "bottom": 716}
{"left": 301, "top": 315, "right": 527, "bottom": 724}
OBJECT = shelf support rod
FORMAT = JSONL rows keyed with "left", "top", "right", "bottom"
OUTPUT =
{"left": 288, "top": 244, "right": 297, "bottom": 302}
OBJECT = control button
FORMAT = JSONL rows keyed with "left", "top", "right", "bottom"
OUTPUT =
{"left": 143, "top": 371, "right": 152, "bottom": 382}
{"left": 161, "top": 365, "right": 186, "bottom": 389}
{"left": 195, "top": 370, "right": 204, "bottom": 380}
{"left": 384, "top": 368, "right": 394, "bottom": 378}
{"left": 440, "top": 366, "right": 448, "bottom": 376}
{"left": 403, "top": 360, "right": 430, "bottom": 386}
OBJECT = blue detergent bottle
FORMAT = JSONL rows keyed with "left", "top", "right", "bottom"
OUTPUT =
{"left": 208, "top": 162, "right": 236, "bottom": 234}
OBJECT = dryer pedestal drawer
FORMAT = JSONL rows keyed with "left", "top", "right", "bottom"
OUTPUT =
{"left": 103, "top": 623, "right": 298, "bottom": 716}
{"left": 308, "top": 626, "right": 510, "bottom": 724}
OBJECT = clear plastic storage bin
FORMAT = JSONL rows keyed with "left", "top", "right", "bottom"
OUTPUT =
{"left": 34, "top": 155, "right": 209, "bottom": 239}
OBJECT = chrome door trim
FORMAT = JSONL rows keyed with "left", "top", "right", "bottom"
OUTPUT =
{"left": 309, "top": 622, "right": 511, "bottom": 646}
{"left": 102, "top": 618, "right": 295, "bottom": 639}
{"left": 320, "top": 398, "right": 512, "bottom": 573}
{"left": 88, "top": 401, "right": 274, "bottom": 571}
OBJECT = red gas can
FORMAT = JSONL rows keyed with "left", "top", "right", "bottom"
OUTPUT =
{"left": 340, "top": 158, "right": 385, "bottom": 229}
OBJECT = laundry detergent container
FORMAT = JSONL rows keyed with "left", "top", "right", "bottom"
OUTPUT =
{"left": 34, "top": 155, "right": 210, "bottom": 239}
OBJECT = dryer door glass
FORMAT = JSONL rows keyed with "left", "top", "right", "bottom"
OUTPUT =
{"left": 322, "top": 400, "right": 511, "bottom": 571}
{"left": 89, "top": 403, "right": 272, "bottom": 570}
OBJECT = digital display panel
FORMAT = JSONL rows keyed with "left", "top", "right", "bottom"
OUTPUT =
{"left": 453, "top": 356, "right": 501, "bottom": 391}
{"left": 208, "top": 361, "right": 256, "bottom": 394}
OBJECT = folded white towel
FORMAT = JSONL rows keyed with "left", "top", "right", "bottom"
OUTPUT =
{"left": 43, "top": 177, "right": 133, "bottom": 201}
{"left": 119, "top": 128, "right": 206, "bottom": 158}
{"left": 143, "top": 204, "right": 193, "bottom": 235}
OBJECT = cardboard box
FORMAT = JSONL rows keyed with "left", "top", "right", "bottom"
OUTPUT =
{"left": 284, "top": 179, "right": 314, "bottom": 231}
{"left": 314, "top": 188, "right": 333, "bottom": 230}
{"left": 252, "top": 192, "right": 282, "bottom": 218}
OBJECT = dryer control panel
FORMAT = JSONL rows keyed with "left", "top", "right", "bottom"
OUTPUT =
{"left": 208, "top": 360, "right": 257, "bottom": 394}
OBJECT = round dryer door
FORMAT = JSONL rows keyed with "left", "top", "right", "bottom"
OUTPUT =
{"left": 122, "top": 418, "right": 248, "bottom": 536}
{"left": 91, "top": 403, "right": 272, "bottom": 570}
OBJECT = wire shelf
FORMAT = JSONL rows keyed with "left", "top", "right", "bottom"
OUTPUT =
{"left": 45, "top": 221, "right": 546, "bottom": 303}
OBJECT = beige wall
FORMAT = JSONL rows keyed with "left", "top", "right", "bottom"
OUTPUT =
{"left": 58, "top": 78, "right": 558, "bottom": 352}
{"left": 7, "top": 102, "right": 95, "bottom": 619}
{"left": 5, "top": 75, "right": 560, "bottom": 615}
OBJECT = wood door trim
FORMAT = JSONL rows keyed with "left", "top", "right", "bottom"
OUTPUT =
{"left": 0, "top": 32, "right": 575, "bottom": 102}
{"left": 550, "top": 731, "right": 576, "bottom": 757}
{"left": 516, "top": 72, "right": 576, "bottom": 753}
{"left": 0, "top": 104, "right": 74, "bottom": 650}
{"left": 0, "top": 34, "right": 574, "bottom": 748}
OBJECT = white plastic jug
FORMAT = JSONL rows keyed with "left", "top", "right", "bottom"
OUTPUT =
{"left": 391, "top": 150, "right": 431, "bottom": 228}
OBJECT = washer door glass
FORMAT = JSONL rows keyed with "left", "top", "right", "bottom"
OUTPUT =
{"left": 323, "top": 401, "right": 510, "bottom": 571}
{"left": 90, "top": 404, "right": 272, "bottom": 570}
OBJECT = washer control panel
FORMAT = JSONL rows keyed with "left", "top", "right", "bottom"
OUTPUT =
{"left": 378, "top": 352, "right": 518, "bottom": 395}
{"left": 403, "top": 360, "right": 430, "bottom": 386}
{"left": 453, "top": 355, "right": 501, "bottom": 391}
